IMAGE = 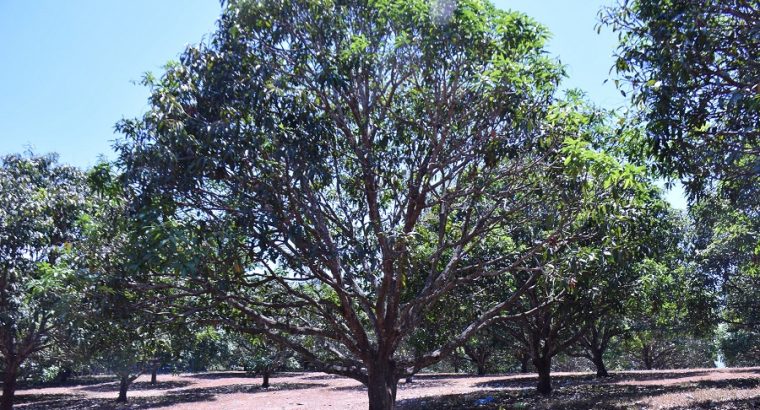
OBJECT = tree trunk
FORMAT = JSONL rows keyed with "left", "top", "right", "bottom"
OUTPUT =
{"left": 54, "top": 367, "right": 72, "bottom": 384}
{"left": 520, "top": 355, "right": 530, "bottom": 373}
{"left": 261, "top": 370, "right": 270, "bottom": 388}
{"left": 476, "top": 360, "right": 486, "bottom": 376}
{"left": 150, "top": 367, "right": 158, "bottom": 385}
{"left": 464, "top": 346, "right": 489, "bottom": 376}
{"left": 592, "top": 351, "right": 609, "bottom": 378}
{"left": 642, "top": 345, "right": 653, "bottom": 370}
{"left": 116, "top": 375, "right": 130, "bottom": 402}
{"left": 366, "top": 361, "right": 397, "bottom": 410}
{"left": 1, "top": 365, "right": 18, "bottom": 410}
{"left": 533, "top": 357, "right": 552, "bottom": 395}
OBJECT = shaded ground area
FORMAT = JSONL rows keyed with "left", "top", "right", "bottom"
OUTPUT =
{"left": 403, "top": 369, "right": 760, "bottom": 410}
{"left": 10, "top": 367, "right": 760, "bottom": 409}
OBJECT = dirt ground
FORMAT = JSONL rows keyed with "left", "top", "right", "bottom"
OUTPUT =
{"left": 12, "top": 367, "right": 760, "bottom": 409}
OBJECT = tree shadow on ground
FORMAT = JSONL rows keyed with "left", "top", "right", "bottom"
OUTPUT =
{"left": 16, "top": 381, "right": 327, "bottom": 409}
{"left": 717, "top": 367, "right": 760, "bottom": 374}
{"left": 330, "top": 377, "right": 452, "bottom": 392}
{"left": 14, "top": 394, "right": 80, "bottom": 405}
{"left": 175, "top": 381, "right": 327, "bottom": 396}
{"left": 398, "top": 379, "right": 451, "bottom": 390}
{"left": 610, "top": 370, "right": 712, "bottom": 383}
{"left": 401, "top": 373, "right": 760, "bottom": 409}
{"left": 474, "top": 370, "right": 719, "bottom": 390}
{"left": 18, "top": 375, "right": 118, "bottom": 389}
{"left": 185, "top": 371, "right": 303, "bottom": 380}
{"left": 183, "top": 371, "right": 258, "bottom": 380}
{"left": 302, "top": 373, "right": 346, "bottom": 381}
{"left": 14, "top": 391, "right": 216, "bottom": 410}
{"left": 475, "top": 373, "right": 597, "bottom": 390}
{"left": 693, "top": 378, "right": 760, "bottom": 389}
{"left": 414, "top": 373, "right": 497, "bottom": 380}
{"left": 77, "top": 380, "right": 193, "bottom": 393}
{"left": 672, "top": 397, "right": 760, "bottom": 410}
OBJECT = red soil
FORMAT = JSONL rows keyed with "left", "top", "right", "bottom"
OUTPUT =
{"left": 12, "top": 367, "right": 760, "bottom": 409}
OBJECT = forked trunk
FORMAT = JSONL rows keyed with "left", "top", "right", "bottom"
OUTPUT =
{"left": 465, "top": 346, "right": 489, "bottom": 376}
{"left": 534, "top": 357, "right": 552, "bottom": 395}
{"left": 1, "top": 365, "right": 18, "bottom": 410}
{"left": 592, "top": 351, "right": 609, "bottom": 378}
{"left": 367, "top": 361, "right": 397, "bottom": 410}
{"left": 116, "top": 375, "right": 130, "bottom": 402}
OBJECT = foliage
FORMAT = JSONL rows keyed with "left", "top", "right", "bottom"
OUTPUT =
{"left": 112, "top": 0, "right": 674, "bottom": 406}
{"left": 602, "top": 0, "right": 759, "bottom": 202}
{"left": 603, "top": 0, "right": 759, "bottom": 368}
{"left": 719, "top": 325, "right": 760, "bottom": 367}
{"left": 620, "top": 257, "right": 718, "bottom": 370}
{"left": 66, "top": 163, "right": 189, "bottom": 401}
{"left": 2, "top": 2, "right": 757, "bottom": 409}
{"left": 691, "top": 194, "right": 760, "bottom": 366}
{"left": 0, "top": 153, "right": 90, "bottom": 409}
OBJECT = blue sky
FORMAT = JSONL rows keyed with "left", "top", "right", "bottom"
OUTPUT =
{"left": 0, "top": 0, "right": 221, "bottom": 167}
{"left": 0, "top": 0, "right": 686, "bottom": 208}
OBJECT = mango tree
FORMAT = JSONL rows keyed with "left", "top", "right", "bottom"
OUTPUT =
{"left": 499, "top": 95, "right": 675, "bottom": 393}
{"left": 602, "top": 0, "right": 759, "bottom": 200}
{"left": 71, "top": 164, "right": 178, "bottom": 402}
{"left": 115, "top": 0, "right": 654, "bottom": 407}
{"left": 0, "top": 154, "right": 89, "bottom": 410}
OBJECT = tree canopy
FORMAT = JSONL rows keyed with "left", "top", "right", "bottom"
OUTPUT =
{"left": 0, "top": 1, "right": 757, "bottom": 409}
{"left": 0, "top": 154, "right": 90, "bottom": 410}
{"left": 602, "top": 0, "right": 759, "bottom": 201}
{"left": 114, "top": 0, "right": 661, "bottom": 407}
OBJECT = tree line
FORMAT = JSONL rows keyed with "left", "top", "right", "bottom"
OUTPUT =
{"left": 1, "top": 0, "right": 756, "bottom": 409}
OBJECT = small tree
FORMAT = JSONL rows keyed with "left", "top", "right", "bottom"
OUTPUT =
{"left": 503, "top": 184, "right": 672, "bottom": 392}
{"left": 570, "top": 205, "right": 684, "bottom": 378}
{"left": 494, "top": 95, "right": 671, "bottom": 393}
{"left": 0, "top": 154, "right": 89, "bottom": 410}
{"left": 70, "top": 163, "right": 174, "bottom": 402}
{"left": 233, "top": 335, "right": 294, "bottom": 388}
{"left": 461, "top": 328, "right": 501, "bottom": 376}
{"left": 616, "top": 251, "right": 716, "bottom": 370}
{"left": 570, "top": 317, "right": 623, "bottom": 378}
{"left": 690, "top": 194, "right": 759, "bottom": 365}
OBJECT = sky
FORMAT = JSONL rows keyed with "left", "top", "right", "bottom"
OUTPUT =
{"left": 0, "top": 0, "right": 221, "bottom": 168}
{"left": 0, "top": 0, "right": 686, "bottom": 208}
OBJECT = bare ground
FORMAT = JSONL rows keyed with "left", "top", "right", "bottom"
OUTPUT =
{"left": 11, "top": 367, "right": 760, "bottom": 409}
